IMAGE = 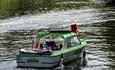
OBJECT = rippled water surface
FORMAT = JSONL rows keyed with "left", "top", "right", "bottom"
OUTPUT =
{"left": 0, "top": 0, "right": 115, "bottom": 70}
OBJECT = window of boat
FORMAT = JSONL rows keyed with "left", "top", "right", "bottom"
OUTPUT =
{"left": 67, "top": 36, "right": 80, "bottom": 48}
{"left": 39, "top": 34, "right": 64, "bottom": 50}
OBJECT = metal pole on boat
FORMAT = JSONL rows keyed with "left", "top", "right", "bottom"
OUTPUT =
{"left": 76, "top": 31, "right": 82, "bottom": 44}
{"left": 50, "top": 34, "right": 53, "bottom": 41}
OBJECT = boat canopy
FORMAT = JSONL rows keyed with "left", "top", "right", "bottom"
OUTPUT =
{"left": 36, "top": 31, "right": 76, "bottom": 39}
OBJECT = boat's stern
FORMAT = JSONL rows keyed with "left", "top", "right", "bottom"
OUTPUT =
{"left": 16, "top": 50, "right": 61, "bottom": 68}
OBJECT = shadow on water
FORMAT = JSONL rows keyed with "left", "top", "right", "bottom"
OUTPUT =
{"left": 83, "top": 20, "right": 115, "bottom": 70}
{"left": 100, "top": 21, "right": 115, "bottom": 69}
{"left": 105, "top": 0, "right": 115, "bottom": 5}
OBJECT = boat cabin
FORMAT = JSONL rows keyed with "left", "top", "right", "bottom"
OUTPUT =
{"left": 32, "top": 31, "right": 81, "bottom": 51}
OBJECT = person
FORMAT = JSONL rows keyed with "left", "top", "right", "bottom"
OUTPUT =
{"left": 43, "top": 41, "right": 57, "bottom": 50}
{"left": 32, "top": 39, "right": 44, "bottom": 51}
{"left": 54, "top": 44, "right": 63, "bottom": 50}
{"left": 43, "top": 41, "right": 49, "bottom": 49}
{"left": 59, "top": 44, "right": 63, "bottom": 49}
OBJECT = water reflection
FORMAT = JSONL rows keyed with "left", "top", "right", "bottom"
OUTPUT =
{"left": 100, "top": 21, "right": 115, "bottom": 69}
{"left": 83, "top": 20, "right": 115, "bottom": 69}
{"left": 0, "top": 0, "right": 89, "bottom": 19}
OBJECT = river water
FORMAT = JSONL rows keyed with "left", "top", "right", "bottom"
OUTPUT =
{"left": 0, "top": 0, "right": 115, "bottom": 70}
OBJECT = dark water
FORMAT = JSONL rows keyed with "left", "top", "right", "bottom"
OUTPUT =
{"left": 0, "top": 0, "right": 115, "bottom": 70}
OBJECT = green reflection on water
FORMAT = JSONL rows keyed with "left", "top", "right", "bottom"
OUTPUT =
{"left": 0, "top": 0, "right": 21, "bottom": 18}
{"left": 0, "top": 0, "right": 89, "bottom": 19}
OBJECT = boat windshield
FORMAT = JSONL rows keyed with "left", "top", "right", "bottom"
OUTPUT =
{"left": 38, "top": 34, "right": 64, "bottom": 50}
